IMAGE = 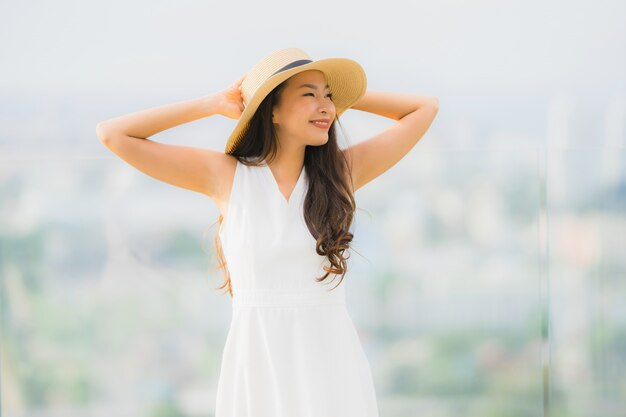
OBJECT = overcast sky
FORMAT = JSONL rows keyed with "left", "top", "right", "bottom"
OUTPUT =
{"left": 1, "top": 0, "right": 624, "bottom": 153}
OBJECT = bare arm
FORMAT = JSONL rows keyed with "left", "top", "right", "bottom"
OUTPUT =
{"left": 97, "top": 95, "right": 219, "bottom": 140}
{"left": 350, "top": 91, "right": 438, "bottom": 120}
{"left": 343, "top": 90, "right": 439, "bottom": 191}
{"left": 95, "top": 75, "right": 246, "bottom": 196}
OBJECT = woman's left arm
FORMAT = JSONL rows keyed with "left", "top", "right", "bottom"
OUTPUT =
{"left": 344, "top": 91, "right": 439, "bottom": 192}
{"left": 351, "top": 91, "right": 438, "bottom": 120}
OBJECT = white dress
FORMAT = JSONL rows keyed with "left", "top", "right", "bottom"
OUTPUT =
{"left": 215, "top": 156, "right": 380, "bottom": 417}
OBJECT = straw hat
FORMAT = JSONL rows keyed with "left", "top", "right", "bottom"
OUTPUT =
{"left": 224, "top": 47, "right": 367, "bottom": 154}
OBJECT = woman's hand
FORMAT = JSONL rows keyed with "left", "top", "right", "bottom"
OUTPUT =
{"left": 213, "top": 73, "right": 247, "bottom": 120}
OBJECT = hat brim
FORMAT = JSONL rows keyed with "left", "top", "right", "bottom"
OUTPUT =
{"left": 224, "top": 58, "right": 367, "bottom": 154}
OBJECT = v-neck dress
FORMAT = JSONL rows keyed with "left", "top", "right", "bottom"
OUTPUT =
{"left": 214, "top": 157, "right": 380, "bottom": 417}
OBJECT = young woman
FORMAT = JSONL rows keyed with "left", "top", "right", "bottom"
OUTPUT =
{"left": 97, "top": 48, "right": 438, "bottom": 417}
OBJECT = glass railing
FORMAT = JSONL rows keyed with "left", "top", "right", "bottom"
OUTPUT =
{"left": 1, "top": 146, "right": 625, "bottom": 416}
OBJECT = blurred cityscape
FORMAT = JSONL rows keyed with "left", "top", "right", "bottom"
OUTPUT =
{"left": 1, "top": 90, "right": 624, "bottom": 417}
{"left": 2, "top": 0, "right": 625, "bottom": 414}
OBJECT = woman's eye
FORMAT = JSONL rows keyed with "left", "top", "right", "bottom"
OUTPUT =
{"left": 304, "top": 92, "right": 333, "bottom": 99}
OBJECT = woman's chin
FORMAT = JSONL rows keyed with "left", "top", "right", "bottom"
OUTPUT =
{"left": 313, "top": 136, "right": 329, "bottom": 146}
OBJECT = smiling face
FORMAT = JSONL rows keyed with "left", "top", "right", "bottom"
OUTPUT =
{"left": 271, "top": 70, "right": 336, "bottom": 148}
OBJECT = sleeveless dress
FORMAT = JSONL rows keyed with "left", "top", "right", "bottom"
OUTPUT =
{"left": 215, "top": 157, "right": 380, "bottom": 417}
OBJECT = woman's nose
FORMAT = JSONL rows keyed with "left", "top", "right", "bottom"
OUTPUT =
{"left": 319, "top": 101, "right": 333, "bottom": 114}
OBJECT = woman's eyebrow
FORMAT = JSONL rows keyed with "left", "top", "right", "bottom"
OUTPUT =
{"left": 297, "top": 83, "right": 331, "bottom": 90}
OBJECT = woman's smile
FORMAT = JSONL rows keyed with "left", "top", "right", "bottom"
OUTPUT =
{"left": 310, "top": 119, "right": 331, "bottom": 129}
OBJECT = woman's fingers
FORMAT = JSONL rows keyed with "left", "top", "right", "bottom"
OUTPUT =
{"left": 237, "top": 73, "right": 247, "bottom": 88}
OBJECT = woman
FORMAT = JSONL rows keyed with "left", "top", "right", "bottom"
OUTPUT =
{"left": 97, "top": 48, "right": 438, "bottom": 416}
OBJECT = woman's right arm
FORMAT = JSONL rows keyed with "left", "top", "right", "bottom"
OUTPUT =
{"left": 96, "top": 95, "right": 220, "bottom": 140}
{"left": 95, "top": 75, "right": 245, "bottom": 197}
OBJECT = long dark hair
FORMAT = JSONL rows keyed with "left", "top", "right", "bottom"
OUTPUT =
{"left": 211, "top": 76, "right": 357, "bottom": 297}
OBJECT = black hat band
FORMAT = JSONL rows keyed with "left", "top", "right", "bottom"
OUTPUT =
{"left": 271, "top": 59, "right": 313, "bottom": 77}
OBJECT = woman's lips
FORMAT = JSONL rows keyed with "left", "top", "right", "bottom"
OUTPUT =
{"left": 310, "top": 120, "right": 330, "bottom": 129}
